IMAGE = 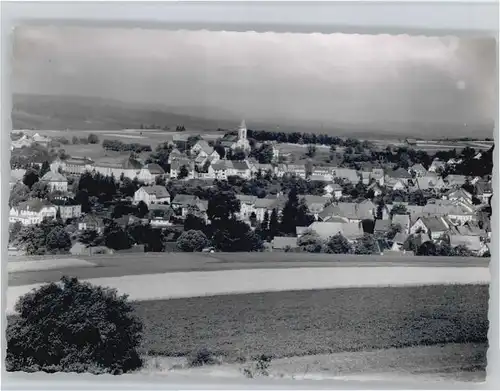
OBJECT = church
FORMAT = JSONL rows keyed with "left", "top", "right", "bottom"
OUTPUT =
{"left": 220, "top": 120, "right": 251, "bottom": 153}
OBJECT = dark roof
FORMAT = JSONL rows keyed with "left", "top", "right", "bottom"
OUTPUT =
{"left": 15, "top": 199, "right": 54, "bottom": 212}
{"left": 41, "top": 171, "right": 67, "bottom": 182}
{"left": 144, "top": 163, "right": 165, "bottom": 174}
{"left": 232, "top": 161, "right": 250, "bottom": 170}
{"left": 420, "top": 216, "right": 449, "bottom": 232}
{"left": 389, "top": 167, "right": 412, "bottom": 179}
{"left": 140, "top": 185, "right": 170, "bottom": 198}
{"left": 172, "top": 194, "right": 199, "bottom": 205}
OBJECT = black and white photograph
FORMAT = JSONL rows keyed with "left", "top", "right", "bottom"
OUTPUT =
{"left": 4, "top": 23, "right": 495, "bottom": 384}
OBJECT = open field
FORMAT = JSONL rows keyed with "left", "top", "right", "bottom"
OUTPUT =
{"left": 132, "top": 284, "right": 488, "bottom": 358}
{"left": 7, "top": 252, "right": 490, "bottom": 287}
{"left": 140, "top": 342, "right": 486, "bottom": 383}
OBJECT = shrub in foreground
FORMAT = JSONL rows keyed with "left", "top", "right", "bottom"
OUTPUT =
{"left": 188, "top": 348, "right": 217, "bottom": 367}
{"left": 6, "top": 276, "right": 143, "bottom": 375}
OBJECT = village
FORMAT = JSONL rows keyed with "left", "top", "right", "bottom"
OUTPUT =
{"left": 8, "top": 120, "right": 493, "bottom": 258}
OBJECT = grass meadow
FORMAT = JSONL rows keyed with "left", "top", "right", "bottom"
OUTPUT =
{"left": 134, "top": 284, "right": 489, "bottom": 360}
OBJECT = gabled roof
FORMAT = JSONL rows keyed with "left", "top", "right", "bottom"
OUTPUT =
{"left": 416, "top": 176, "right": 444, "bottom": 190}
{"left": 171, "top": 194, "right": 199, "bottom": 205}
{"left": 308, "top": 221, "right": 364, "bottom": 240}
{"left": 81, "top": 214, "right": 104, "bottom": 226}
{"left": 445, "top": 188, "right": 472, "bottom": 199}
{"left": 41, "top": 171, "right": 67, "bottom": 182}
{"left": 419, "top": 216, "right": 449, "bottom": 232}
{"left": 139, "top": 185, "right": 170, "bottom": 198}
{"left": 255, "top": 198, "right": 278, "bottom": 209}
{"left": 392, "top": 214, "right": 410, "bottom": 229}
{"left": 410, "top": 163, "right": 426, "bottom": 172}
{"left": 319, "top": 202, "right": 373, "bottom": 221}
{"left": 388, "top": 167, "right": 412, "bottom": 179}
{"left": 122, "top": 157, "right": 143, "bottom": 170}
{"left": 170, "top": 159, "right": 192, "bottom": 170}
{"left": 332, "top": 168, "right": 359, "bottom": 182}
{"left": 450, "top": 235, "right": 483, "bottom": 252}
{"left": 232, "top": 160, "right": 250, "bottom": 170}
{"left": 193, "top": 140, "right": 213, "bottom": 155}
{"left": 236, "top": 194, "right": 257, "bottom": 204}
{"left": 392, "top": 232, "right": 409, "bottom": 244}
{"left": 144, "top": 163, "right": 165, "bottom": 174}
{"left": 212, "top": 160, "right": 233, "bottom": 171}
{"left": 15, "top": 199, "right": 55, "bottom": 212}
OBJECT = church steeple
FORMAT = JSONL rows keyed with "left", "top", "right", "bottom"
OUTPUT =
{"left": 238, "top": 119, "right": 247, "bottom": 140}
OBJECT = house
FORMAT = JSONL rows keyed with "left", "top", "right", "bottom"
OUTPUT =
{"left": 428, "top": 159, "right": 446, "bottom": 173}
{"left": 168, "top": 148, "right": 189, "bottom": 164}
{"left": 134, "top": 186, "right": 171, "bottom": 206}
{"left": 271, "top": 236, "right": 298, "bottom": 251}
{"left": 311, "top": 166, "right": 333, "bottom": 182}
{"left": 78, "top": 214, "right": 105, "bottom": 233}
{"left": 324, "top": 183, "right": 343, "bottom": 199}
{"left": 318, "top": 201, "right": 374, "bottom": 223}
{"left": 249, "top": 162, "right": 274, "bottom": 177}
{"left": 408, "top": 163, "right": 427, "bottom": 177}
{"left": 300, "top": 195, "right": 328, "bottom": 219}
{"left": 390, "top": 232, "right": 409, "bottom": 251}
{"left": 286, "top": 164, "right": 307, "bottom": 179}
{"left": 422, "top": 200, "right": 475, "bottom": 224}
{"left": 40, "top": 171, "right": 68, "bottom": 192}
{"left": 191, "top": 139, "right": 213, "bottom": 156}
{"left": 415, "top": 175, "right": 446, "bottom": 192}
{"left": 295, "top": 226, "right": 309, "bottom": 237}
{"left": 51, "top": 156, "right": 95, "bottom": 175}
{"left": 11, "top": 134, "right": 33, "bottom": 150}
{"left": 392, "top": 214, "right": 411, "bottom": 234}
{"left": 114, "top": 215, "right": 144, "bottom": 228}
{"left": 170, "top": 160, "right": 195, "bottom": 180}
{"left": 236, "top": 194, "right": 258, "bottom": 220}
{"left": 386, "top": 168, "right": 412, "bottom": 185}
{"left": 445, "top": 175, "right": 467, "bottom": 188}
{"left": 449, "top": 235, "right": 488, "bottom": 256}
{"left": 308, "top": 221, "right": 364, "bottom": 242}
{"left": 443, "top": 188, "right": 473, "bottom": 203}
{"left": 254, "top": 195, "right": 287, "bottom": 222}
{"left": 374, "top": 219, "right": 391, "bottom": 235}
{"left": 211, "top": 160, "right": 234, "bottom": 180}
{"left": 231, "top": 160, "right": 252, "bottom": 179}
{"left": 385, "top": 178, "right": 407, "bottom": 191}
{"left": 447, "top": 158, "right": 463, "bottom": 166}
{"left": 9, "top": 199, "right": 57, "bottom": 226}
{"left": 409, "top": 216, "right": 450, "bottom": 240}
{"left": 32, "top": 133, "right": 51, "bottom": 147}
{"left": 275, "top": 163, "right": 288, "bottom": 178}
{"left": 93, "top": 157, "right": 143, "bottom": 180}
{"left": 137, "top": 163, "right": 165, "bottom": 184}
{"left": 171, "top": 194, "right": 201, "bottom": 217}
{"left": 332, "top": 168, "right": 360, "bottom": 184}
{"left": 52, "top": 198, "right": 82, "bottom": 220}
{"left": 148, "top": 204, "right": 175, "bottom": 228}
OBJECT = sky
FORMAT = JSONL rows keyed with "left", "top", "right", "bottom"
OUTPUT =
{"left": 12, "top": 26, "right": 497, "bottom": 128}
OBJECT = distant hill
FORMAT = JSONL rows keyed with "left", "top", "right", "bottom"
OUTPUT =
{"left": 11, "top": 94, "right": 494, "bottom": 139}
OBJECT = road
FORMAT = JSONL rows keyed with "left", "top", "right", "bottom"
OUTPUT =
{"left": 8, "top": 252, "right": 490, "bottom": 287}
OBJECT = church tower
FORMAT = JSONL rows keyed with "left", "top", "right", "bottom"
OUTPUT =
{"left": 238, "top": 119, "right": 247, "bottom": 141}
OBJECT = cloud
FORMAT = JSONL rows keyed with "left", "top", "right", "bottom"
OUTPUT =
{"left": 12, "top": 26, "right": 496, "bottom": 126}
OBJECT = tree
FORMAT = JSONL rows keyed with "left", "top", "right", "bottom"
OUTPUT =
{"left": 184, "top": 213, "right": 207, "bottom": 232}
{"left": 212, "top": 219, "right": 263, "bottom": 252}
{"left": 390, "top": 204, "right": 408, "bottom": 217}
{"left": 306, "top": 144, "right": 317, "bottom": 158}
{"left": 104, "top": 222, "right": 133, "bottom": 250}
{"left": 79, "top": 229, "right": 101, "bottom": 247}
{"left": 30, "top": 181, "right": 50, "bottom": 200}
{"left": 9, "top": 182, "right": 30, "bottom": 207}
{"left": 87, "top": 133, "right": 100, "bottom": 144}
{"left": 280, "top": 187, "right": 314, "bottom": 234}
{"left": 386, "top": 224, "right": 402, "bottom": 241}
{"left": 326, "top": 233, "right": 351, "bottom": 254}
{"left": 136, "top": 201, "right": 149, "bottom": 218}
{"left": 207, "top": 190, "right": 240, "bottom": 221}
{"left": 45, "top": 227, "right": 72, "bottom": 254}
{"left": 6, "top": 276, "right": 143, "bottom": 374}
{"left": 297, "top": 230, "right": 323, "bottom": 253}
{"left": 178, "top": 165, "right": 190, "bottom": 179}
{"left": 23, "top": 168, "right": 39, "bottom": 189}
{"left": 176, "top": 230, "right": 209, "bottom": 252}
{"left": 39, "top": 161, "right": 50, "bottom": 178}
{"left": 253, "top": 144, "right": 274, "bottom": 164}
{"left": 9, "top": 221, "right": 23, "bottom": 243}
{"left": 229, "top": 149, "right": 246, "bottom": 161}
{"left": 214, "top": 145, "right": 226, "bottom": 159}
{"left": 268, "top": 209, "right": 280, "bottom": 239}
{"left": 354, "top": 234, "right": 379, "bottom": 255}
{"left": 452, "top": 244, "right": 473, "bottom": 257}
{"left": 417, "top": 241, "right": 437, "bottom": 256}
{"left": 72, "top": 135, "right": 79, "bottom": 144}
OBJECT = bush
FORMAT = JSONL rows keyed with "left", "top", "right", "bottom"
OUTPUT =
{"left": 188, "top": 348, "right": 217, "bottom": 367}
{"left": 176, "top": 230, "right": 209, "bottom": 252}
{"left": 6, "top": 276, "right": 143, "bottom": 374}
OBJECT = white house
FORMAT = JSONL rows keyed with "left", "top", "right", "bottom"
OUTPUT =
{"left": 51, "top": 156, "right": 95, "bottom": 175}
{"left": 40, "top": 171, "right": 68, "bottom": 192}
{"left": 93, "top": 157, "right": 143, "bottom": 180}
{"left": 137, "top": 163, "right": 165, "bottom": 184}
{"left": 409, "top": 216, "right": 450, "bottom": 240}
{"left": 9, "top": 199, "right": 57, "bottom": 226}
{"left": 134, "top": 186, "right": 171, "bottom": 206}
{"left": 428, "top": 159, "right": 446, "bottom": 173}
{"left": 78, "top": 214, "right": 105, "bottom": 233}
{"left": 230, "top": 160, "right": 252, "bottom": 179}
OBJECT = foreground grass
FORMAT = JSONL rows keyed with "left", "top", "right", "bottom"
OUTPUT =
{"left": 134, "top": 284, "right": 489, "bottom": 360}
